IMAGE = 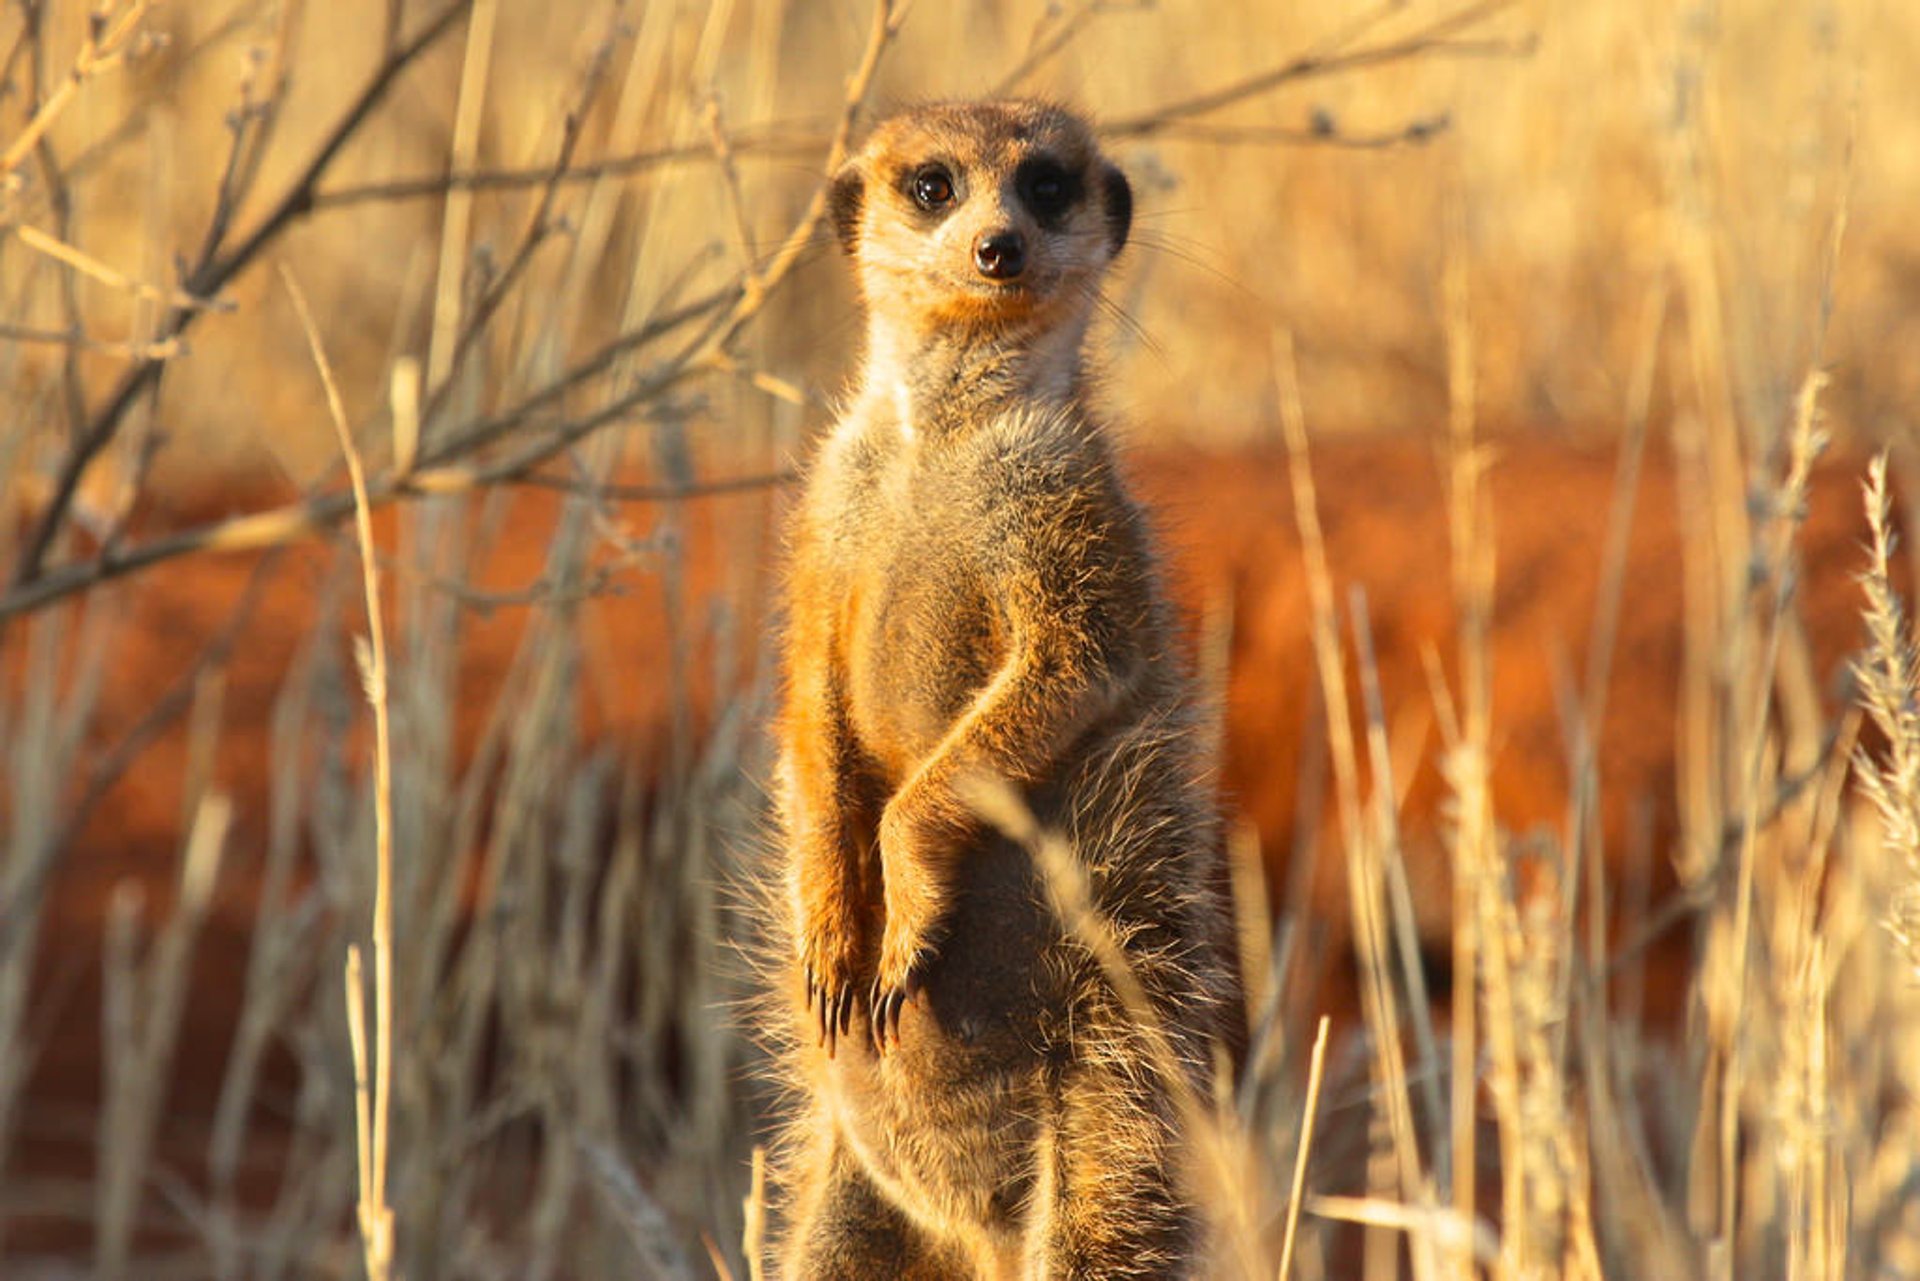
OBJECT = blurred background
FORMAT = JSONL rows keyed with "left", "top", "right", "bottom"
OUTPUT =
{"left": 1, "top": 0, "right": 1915, "bottom": 1276}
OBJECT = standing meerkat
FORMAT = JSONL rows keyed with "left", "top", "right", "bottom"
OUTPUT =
{"left": 770, "top": 100, "right": 1238, "bottom": 1279}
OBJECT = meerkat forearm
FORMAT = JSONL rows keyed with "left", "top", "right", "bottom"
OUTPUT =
{"left": 781, "top": 569, "right": 873, "bottom": 1054}
{"left": 868, "top": 640, "right": 1132, "bottom": 1045}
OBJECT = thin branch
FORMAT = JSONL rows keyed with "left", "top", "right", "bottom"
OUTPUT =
{"left": 1135, "top": 113, "right": 1450, "bottom": 150}
{"left": 308, "top": 129, "right": 821, "bottom": 209}
{"left": 377, "top": 550, "right": 640, "bottom": 617}
{"left": 19, "top": 1, "right": 89, "bottom": 439}
{"left": 507, "top": 467, "right": 797, "bottom": 502}
{"left": 704, "top": 93, "right": 762, "bottom": 281}
{"left": 0, "top": 288, "right": 739, "bottom": 620}
{"left": 1, "top": 0, "right": 160, "bottom": 176}
{"left": 419, "top": 17, "right": 620, "bottom": 438}
{"left": 992, "top": 0, "right": 1125, "bottom": 97}
{"left": 0, "top": 323, "right": 183, "bottom": 359}
{"left": 1100, "top": 0, "right": 1524, "bottom": 141}
{"left": 10, "top": 223, "right": 232, "bottom": 313}
{"left": 59, "top": 2, "right": 275, "bottom": 186}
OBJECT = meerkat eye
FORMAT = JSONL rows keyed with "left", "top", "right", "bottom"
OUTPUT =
{"left": 910, "top": 165, "right": 955, "bottom": 211}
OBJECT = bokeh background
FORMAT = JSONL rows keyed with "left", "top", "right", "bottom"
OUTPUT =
{"left": 2, "top": 0, "right": 1916, "bottom": 1276}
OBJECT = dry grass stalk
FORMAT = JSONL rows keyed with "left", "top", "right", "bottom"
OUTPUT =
{"left": 1276, "top": 329, "right": 1435, "bottom": 1280}
{"left": 1279, "top": 1015, "right": 1332, "bottom": 1281}
{"left": 425, "top": 0, "right": 500, "bottom": 395}
{"left": 743, "top": 1144, "right": 767, "bottom": 1281}
{"left": 1440, "top": 207, "right": 1496, "bottom": 1280}
{"left": 962, "top": 774, "right": 1271, "bottom": 1278}
{"left": 1715, "top": 367, "right": 1830, "bottom": 1270}
{"left": 1857, "top": 452, "right": 1920, "bottom": 972}
{"left": 284, "top": 267, "right": 397, "bottom": 1281}
{"left": 96, "top": 792, "right": 229, "bottom": 1280}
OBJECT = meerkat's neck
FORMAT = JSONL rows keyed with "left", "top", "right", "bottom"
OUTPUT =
{"left": 862, "top": 308, "right": 1093, "bottom": 443}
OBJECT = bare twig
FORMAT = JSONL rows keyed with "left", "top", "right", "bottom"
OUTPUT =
{"left": 1100, "top": 0, "right": 1524, "bottom": 140}
{"left": 55, "top": 2, "right": 275, "bottom": 185}
{"left": 307, "top": 128, "right": 822, "bottom": 209}
{"left": 1, "top": 0, "right": 160, "bottom": 176}
{"left": 424, "top": 0, "right": 497, "bottom": 393}
{"left": 0, "top": 323, "right": 182, "bottom": 359}
{"left": 9, "top": 223, "right": 231, "bottom": 313}
{"left": 1120, "top": 114, "right": 1449, "bottom": 149}
{"left": 992, "top": 0, "right": 1137, "bottom": 96}
{"left": 704, "top": 93, "right": 762, "bottom": 281}
{"left": 509, "top": 466, "right": 797, "bottom": 502}
{"left": 418, "top": 17, "right": 621, "bottom": 440}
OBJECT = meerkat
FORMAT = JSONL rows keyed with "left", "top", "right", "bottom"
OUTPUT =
{"left": 769, "top": 100, "right": 1239, "bottom": 1279}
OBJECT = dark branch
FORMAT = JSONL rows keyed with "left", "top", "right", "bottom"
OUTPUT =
{"left": 1099, "top": 0, "right": 1525, "bottom": 140}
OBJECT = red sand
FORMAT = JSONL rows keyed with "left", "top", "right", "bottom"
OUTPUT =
{"left": 6, "top": 433, "right": 1887, "bottom": 1201}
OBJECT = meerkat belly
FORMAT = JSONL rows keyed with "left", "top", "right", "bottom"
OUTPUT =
{"left": 831, "top": 831, "right": 1068, "bottom": 1243}
{"left": 844, "top": 548, "right": 1003, "bottom": 776}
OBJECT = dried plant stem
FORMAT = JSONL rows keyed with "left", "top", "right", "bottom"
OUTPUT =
{"left": 425, "top": 0, "right": 499, "bottom": 393}
{"left": 284, "top": 267, "right": 396, "bottom": 1281}
{"left": 744, "top": 1145, "right": 767, "bottom": 1281}
{"left": 1718, "top": 369, "right": 1827, "bottom": 1270}
{"left": 1278, "top": 1016, "right": 1330, "bottom": 1281}
{"left": 1858, "top": 453, "right": 1920, "bottom": 970}
{"left": 1440, "top": 208, "right": 1500, "bottom": 1279}
{"left": 1274, "top": 330, "right": 1426, "bottom": 1249}
{"left": 96, "top": 794, "right": 230, "bottom": 1279}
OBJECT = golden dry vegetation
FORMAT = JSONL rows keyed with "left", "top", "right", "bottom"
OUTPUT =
{"left": 1, "top": 0, "right": 1918, "bottom": 1277}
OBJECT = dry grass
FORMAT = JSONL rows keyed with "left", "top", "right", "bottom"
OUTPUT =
{"left": 2, "top": 0, "right": 1918, "bottom": 1276}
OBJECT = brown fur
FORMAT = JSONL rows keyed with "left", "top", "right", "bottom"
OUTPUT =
{"left": 769, "top": 101, "right": 1238, "bottom": 1278}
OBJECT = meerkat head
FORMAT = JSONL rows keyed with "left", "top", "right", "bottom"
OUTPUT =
{"left": 829, "top": 100, "right": 1131, "bottom": 338}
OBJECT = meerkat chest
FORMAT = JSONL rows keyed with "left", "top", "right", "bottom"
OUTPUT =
{"left": 838, "top": 455, "right": 1008, "bottom": 777}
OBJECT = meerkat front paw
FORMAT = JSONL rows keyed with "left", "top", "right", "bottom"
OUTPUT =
{"left": 869, "top": 926, "right": 927, "bottom": 1052}
{"left": 870, "top": 803, "right": 944, "bottom": 1053}
{"left": 797, "top": 895, "right": 865, "bottom": 1057}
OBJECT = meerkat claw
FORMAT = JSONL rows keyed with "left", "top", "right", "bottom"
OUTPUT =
{"left": 869, "top": 971, "right": 918, "bottom": 1053}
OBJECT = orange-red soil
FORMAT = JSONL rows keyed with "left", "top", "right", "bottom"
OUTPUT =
{"left": 6, "top": 432, "right": 1889, "bottom": 1224}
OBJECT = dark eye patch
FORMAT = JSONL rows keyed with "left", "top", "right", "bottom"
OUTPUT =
{"left": 1015, "top": 155, "right": 1082, "bottom": 225}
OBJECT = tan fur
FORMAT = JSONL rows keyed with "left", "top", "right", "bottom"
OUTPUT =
{"left": 769, "top": 100, "right": 1237, "bottom": 1279}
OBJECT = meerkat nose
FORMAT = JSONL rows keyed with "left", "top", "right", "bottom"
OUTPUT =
{"left": 973, "top": 231, "right": 1026, "bottom": 281}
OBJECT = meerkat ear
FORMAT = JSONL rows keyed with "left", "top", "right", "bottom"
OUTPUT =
{"left": 829, "top": 165, "right": 864, "bottom": 257}
{"left": 1100, "top": 163, "right": 1132, "bottom": 257}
